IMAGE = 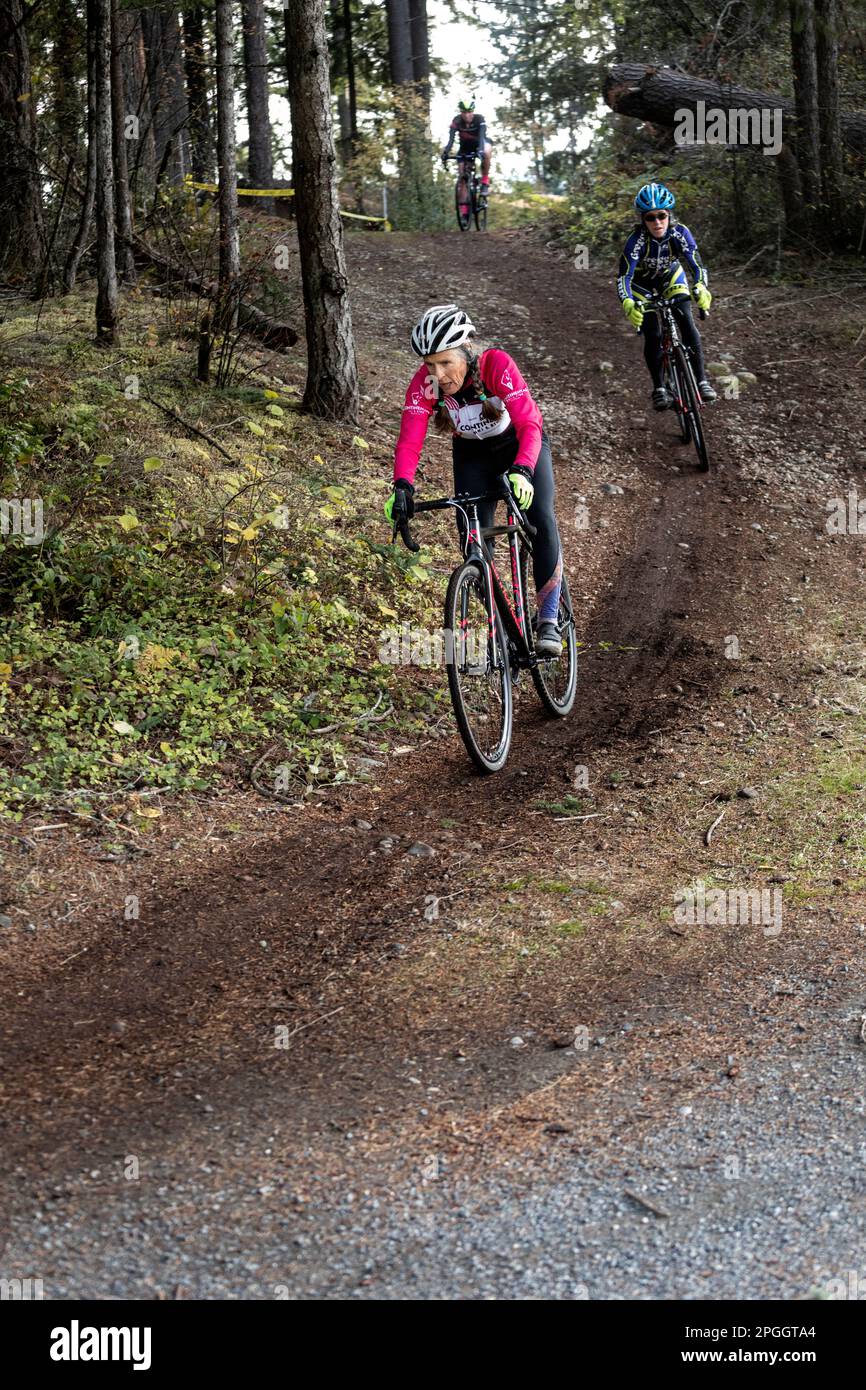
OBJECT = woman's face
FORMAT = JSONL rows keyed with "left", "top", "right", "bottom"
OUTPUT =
{"left": 644, "top": 210, "right": 669, "bottom": 240}
{"left": 424, "top": 349, "right": 469, "bottom": 395}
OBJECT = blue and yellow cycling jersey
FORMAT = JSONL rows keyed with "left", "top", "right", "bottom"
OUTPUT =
{"left": 617, "top": 222, "right": 709, "bottom": 302}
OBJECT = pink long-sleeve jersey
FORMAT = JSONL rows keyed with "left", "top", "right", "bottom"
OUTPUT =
{"left": 392, "top": 348, "right": 543, "bottom": 485}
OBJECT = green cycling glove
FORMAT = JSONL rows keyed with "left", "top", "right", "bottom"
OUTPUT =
{"left": 385, "top": 479, "right": 414, "bottom": 524}
{"left": 693, "top": 284, "right": 712, "bottom": 313}
{"left": 622, "top": 297, "right": 644, "bottom": 329}
{"left": 508, "top": 470, "right": 535, "bottom": 510}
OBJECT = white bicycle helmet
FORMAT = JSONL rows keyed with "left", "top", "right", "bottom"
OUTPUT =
{"left": 410, "top": 303, "right": 476, "bottom": 357}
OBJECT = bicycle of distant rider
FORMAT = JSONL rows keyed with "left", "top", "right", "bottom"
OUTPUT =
{"left": 641, "top": 291, "right": 710, "bottom": 472}
{"left": 445, "top": 151, "right": 487, "bottom": 233}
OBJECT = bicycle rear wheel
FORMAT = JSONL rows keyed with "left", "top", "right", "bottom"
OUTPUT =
{"left": 445, "top": 559, "right": 512, "bottom": 773}
{"left": 677, "top": 346, "right": 710, "bottom": 471}
{"left": 521, "top": 549, "right": 578, "bottom": 716}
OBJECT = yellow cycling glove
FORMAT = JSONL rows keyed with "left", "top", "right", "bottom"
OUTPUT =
{"left": 622, "top": 297, "right": 644, "bottom": 329}
{"left": 508, "top": 470, "right": 534, "bottom": 510}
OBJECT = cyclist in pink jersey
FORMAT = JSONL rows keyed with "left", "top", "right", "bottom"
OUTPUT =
{"left": 385, "top": 304, "right": 564, "bottom": 657}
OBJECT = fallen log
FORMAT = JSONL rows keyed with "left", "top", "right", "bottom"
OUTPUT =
{"left": 130, "top": 234, "right": 299, "bottom": 351}
{"left": 603, "top": 63, "right": 866, "bottom": 157}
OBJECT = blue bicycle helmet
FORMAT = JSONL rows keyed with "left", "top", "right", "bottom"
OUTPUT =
{"left": 634, "top": 182, "right": 676, "bottom": 214}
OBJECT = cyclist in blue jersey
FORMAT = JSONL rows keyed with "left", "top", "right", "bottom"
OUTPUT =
{"left": 617, "top": 182, "right": 717, "bottom": 411}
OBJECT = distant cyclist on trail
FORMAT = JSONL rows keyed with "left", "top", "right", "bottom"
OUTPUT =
{"left": 441, "top": 98, "right": 492, "bottom": 221}
{"left": 617, "top": 182, "right": 717, "bottom": 410}
{"left": 385, "top": 304, "right": 565, "bottom": 658}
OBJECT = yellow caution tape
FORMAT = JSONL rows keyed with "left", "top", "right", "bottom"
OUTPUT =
{"left": 339, "top": 210, "right": 391, "bottom": 230}
{"left": 185, "top": 178, "right": 295, "bottom": 197}
{"left": 183, "top": 176, "right": 390, "bottom": 228}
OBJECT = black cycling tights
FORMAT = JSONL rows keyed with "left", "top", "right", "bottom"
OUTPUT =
{"left": 452, "top": 430, "right": 562, "bottom": 625}
{"left": 641, "top": 296, "right": 707, "bottom": 387}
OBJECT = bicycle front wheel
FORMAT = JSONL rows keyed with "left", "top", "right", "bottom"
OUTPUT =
{"left": 666, "top": 355, "right": 691, "bottom": 444}
{"left": 455, "top": 182, "right": 470, "bottom": 232}
{"left": 445, "top": 559, "right": 512, "bottom": 773}
{"left": 676, "top": 347, "right": 710, "bottom": 471}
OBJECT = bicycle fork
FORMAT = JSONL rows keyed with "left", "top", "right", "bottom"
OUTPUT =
{"left": 464, "top": 526, "right": 503, "bottom": 673}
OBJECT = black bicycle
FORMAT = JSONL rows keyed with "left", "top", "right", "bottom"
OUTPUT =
{"left": 445, "top": 152, "right": 487, "bottom": 233}
{"left": 641, "top": 292, "right": 710, "bottom": 472}
{"left": 393, "top": 473, "right": 577, "bottom": 773}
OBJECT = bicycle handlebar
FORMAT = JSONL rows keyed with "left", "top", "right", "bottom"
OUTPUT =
{"left": 635, "top": 297, "right": 709, "bottom": 332}
{"left": 392, "top": 516, "right": 420, "bottom": 552}
{"left": 391, "top": 474, "right": 536, "bottom": 553}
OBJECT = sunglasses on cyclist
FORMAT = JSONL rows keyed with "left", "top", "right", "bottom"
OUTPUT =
{"left": 644, "top": 212, "right": 669, "bottom": 222}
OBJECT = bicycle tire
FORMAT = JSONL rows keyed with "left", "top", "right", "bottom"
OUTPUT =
{"left": 474, "top": 184, "right": 487, "bottom": 232}
{"left": 519, "top": 549, "right": 578, "bottom": 717}
{"left": 676, "top": 346, "right": 710, "bottom": 471}
{"left": 666, "top": 356, "right": 691, "bottom": 443}
{"left": 445, "top": 559, "right": 512, "bottom": 773}
{"left": 455, "top": 182, "right": 470, "bottom": 232}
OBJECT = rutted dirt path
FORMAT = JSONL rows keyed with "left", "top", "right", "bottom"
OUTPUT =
{"left": 2, "top": 230, "right": 865, "bottom": 1297}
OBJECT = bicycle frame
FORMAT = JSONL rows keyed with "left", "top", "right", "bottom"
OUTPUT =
{"left": 642, "top": 293, "right": 685, "bottom": 371}
{"left": 452, "top": 150, "right": 479, "bottom": 189}
{"left": 463, "top": 498, "right": 533, "bottom": 669}
{"left": 410, "top": 474, "right": 564, "bottom": 673}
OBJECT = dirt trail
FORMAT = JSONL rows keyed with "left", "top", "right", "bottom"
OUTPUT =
{"left": 2, "top": 230, "right": 866, "bottom": 1297}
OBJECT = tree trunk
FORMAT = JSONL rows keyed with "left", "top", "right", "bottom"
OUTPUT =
{"left": 215, "top": 0, "right": 240, "bottom": 328}
{"left": 337, "top": 89, "right": 352, "bottom": 166}
{"left": 329, "top": 0, "right": 348, "bottom": 163}
{"left": 183, "top": 6, "right": 214, "bottom": 182}
{"left": 64, "top": 0, "right": 98, "bottom": 292}
{"left": 0, "top": 0, "right": 47, "bottom": 279}
{"left": 602, "top": 63, "right": 866, "bottom": 157}
{"left": 161, "top": 9, "right": 191, "bottom": 182}
{"left": 815, "top": 0, "right": 845, "bottom": 225}
{"left": 141, "top": 9, "right": 168, "bottom": 171}
{"left": 789, "top": 0, "right": 822, "bottom": 215}
{"left": 409, "top": 0, "right": 429, "bottom": 126}
{"left": 776, "top": 142, "right": 806, "bottom": 229}
{"left": 111, "top": 0, "right": 137, "bottom": 283}
{"left": 94, "top": 0, "right": 119, "bottom": 344}
{"left": 285, "top": 0, "right": 359, "bottom": 422}
{"left": 53, "top": 0, "right": 84, "bottom": 164}
{"left": 241, "top": 0, "right": 274, "bottom": 209}
{"left": 143, "top": 7, "right": 190, "bottom": 186}
{"left": 386, "top": 0, "right": 431, "bottom": 228}
{"left": 386, "top": 0, "right": 413, "bottom": 86}
{"left": 124, "top": 10, "right": 157, "bottom": 195}
{"left": 343, "top": 0, "right": 358, "bottom": 151}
